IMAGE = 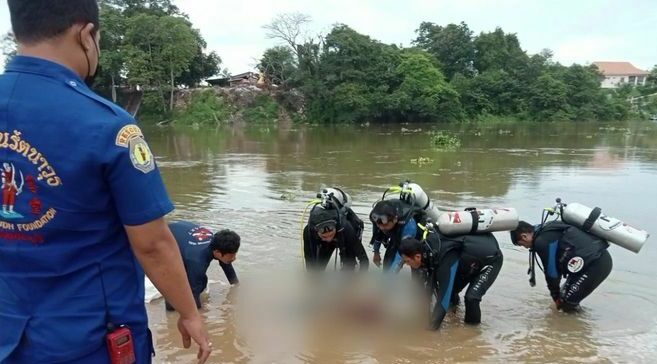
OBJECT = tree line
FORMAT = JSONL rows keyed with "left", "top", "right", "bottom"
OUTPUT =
{"left": 3, "top": 4, "right": 656, "bottom": 122}
{"left": 259, "top": 16, "right": 657, "bottom": 123}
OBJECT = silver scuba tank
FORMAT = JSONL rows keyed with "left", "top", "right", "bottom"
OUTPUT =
{"left": 396, "top": 181, "right": 442, "bottom": 223}
{"left": 320, "top": 187, "right": 352, "bottom": 209}
{"left": 560, "top": 202, "right": 648, "bottom": 253}
{"left": 436, "top": 208, "right": 519, "bottom": 235}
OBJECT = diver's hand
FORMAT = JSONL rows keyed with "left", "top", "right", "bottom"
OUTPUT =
{"left": 373, "top": 252, "right": 381, "bottom": 267}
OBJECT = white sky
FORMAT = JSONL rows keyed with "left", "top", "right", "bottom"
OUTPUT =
{"left": 1, "top": 0, "right": 656, "bottom": 74}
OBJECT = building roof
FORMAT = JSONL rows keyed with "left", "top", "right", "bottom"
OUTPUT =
{"left": 592, "top": 62, "right": 649, "bottom": 76}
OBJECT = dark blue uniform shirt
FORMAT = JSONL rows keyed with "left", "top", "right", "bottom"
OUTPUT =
{"left": 0, "top": 56, "right": 174, "bottom": 363}
{"left": 168, "top": 221, "right": 238, "bottom": 308}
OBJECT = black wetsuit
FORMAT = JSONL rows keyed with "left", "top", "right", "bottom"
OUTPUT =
{"left": 533, "top": 221, "right": 612, "bottom": 312}
{"left": 303, "top": 219, "right": 369, "bottom": 271}
{"left": 422, "top": 231, "right": 503, "bottom": 329}
{"left": 166, "top": 221, "right": 239, "bottom": 310}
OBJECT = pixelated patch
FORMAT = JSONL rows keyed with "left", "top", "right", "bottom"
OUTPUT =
{"left": 567, "top": 256, "right": 584, "bottom": 273}
{"left": 129, "top": 137, "right": 155, "bottom": 173}
{"left": 116, "top": 124, "right": 144, "bottom": 147}
{"left": 188, "top": 226, "right": 213, "bottom": 245}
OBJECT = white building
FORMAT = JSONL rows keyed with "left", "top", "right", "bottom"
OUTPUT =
{"left": 592, "top": 61, "right": 650, "bottom": 89}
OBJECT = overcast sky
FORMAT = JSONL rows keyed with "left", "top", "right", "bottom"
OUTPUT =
{"left": 1, "top": 0, "right": 656, "bottom": 73}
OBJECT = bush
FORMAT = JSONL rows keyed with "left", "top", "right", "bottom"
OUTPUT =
{"left": 242, "top": 94, "right": 280, "bottom": 123}
{"left": 173, "top": 90, "right": 232, "bottom": 125}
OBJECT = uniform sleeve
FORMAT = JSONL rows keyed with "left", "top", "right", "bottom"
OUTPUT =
{"left": 430, "top": 250, "right": 460, "bottom": 330}
{"left": 219, "top": 261, "right": 239, "bottom": 285}
{"left": 102, "top": 122, "right": 174, "bottom": 225}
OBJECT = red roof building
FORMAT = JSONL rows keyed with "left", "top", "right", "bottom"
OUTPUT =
{"left": 592, "top": 61, "right": 649, "bottom": 88}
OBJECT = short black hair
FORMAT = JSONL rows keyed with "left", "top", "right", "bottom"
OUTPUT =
{"left": 399, "top": 238, "right": 424, "bottom": 257}
{"left": 371, "top": 200, "right": 399, "bottom": 218}
{"left": 510, "top": 220, "right": 534, "bottom": 245}
{"left": 210, "top": 229, "right": 241, "bottom": 254}
{"left": 8, "top": 0, "right": 99, "bottom": 44}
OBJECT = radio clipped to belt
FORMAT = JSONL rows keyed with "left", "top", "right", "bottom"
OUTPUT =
{"left": 98, "top": 264, "right": 136, "bottom": 364}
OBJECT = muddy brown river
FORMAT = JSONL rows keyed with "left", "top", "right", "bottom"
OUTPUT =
{"left": 143, "top": 121, "right": 657, "bottom": 363}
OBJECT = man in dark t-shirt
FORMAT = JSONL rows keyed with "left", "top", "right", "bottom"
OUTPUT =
{"left": 166, "top": 221, "right": 240, "bottom": 310}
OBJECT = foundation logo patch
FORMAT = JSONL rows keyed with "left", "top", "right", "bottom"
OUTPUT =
{"left": 0, "top": 130, "right": 62, "bottom": 245}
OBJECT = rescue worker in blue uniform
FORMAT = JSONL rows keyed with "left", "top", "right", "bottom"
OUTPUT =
{"left": 399, "top": 228, "right": 503, "bottom": 330}
{"left": 511, "top": 221, "right": 613, "bottom": 312}
{"left": 369, "top": 200, "right": 420, "bottom": 272}
{"left": 0, "top": 1, "right": 211, "bottom": 363}
{"left": 166, "top": 221, "right": 240, "bottom": 310}
{"left": 303, "top": 205, "right": 369, "bottom": 271}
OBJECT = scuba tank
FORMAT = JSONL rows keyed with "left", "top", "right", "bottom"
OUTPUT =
{"left": 436, "top": 207, "right": 519, "bottom": 236}
{"left": 319, "top": 187, "right": 352, "bottom": 209}
{"left": 382, "top": 181, "right": 441, "bottom": 223}
{"left": 556, "top": 199, "right": 648, "bottom": 253}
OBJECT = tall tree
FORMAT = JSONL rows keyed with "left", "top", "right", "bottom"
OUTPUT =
{"left": 98, "top": 3, "right": 125, "bottom": 101}
{"left": 413, "top": 22, "right": 475, "bottom": 79}
{"left": 390, "top": 51, "right": 462, "bottom": 122}
{"left": 262, "top": 12, "right": 311, "bottom": 62}
{"left": 175, "top": 29, "right": 221, "bottom": 87}
{"left": 474, "top": 28, "right": 528, "bottom": 74}
{"left": 122, "top": 14, "right": 197, "bottom": 111}
{"left": 258, "top": 46, "right": 297, "bottom": 88}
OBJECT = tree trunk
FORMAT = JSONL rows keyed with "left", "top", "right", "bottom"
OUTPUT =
{"left": 169, "top": 66, "right": 174, "bottom": 112}
{"left": 111, "top": 74, "right": 117, "bottom": 103}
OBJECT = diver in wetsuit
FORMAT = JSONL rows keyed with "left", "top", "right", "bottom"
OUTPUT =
{"left": 511, "top": 220, "right": 612, "bottom": 312}
{"left": 303, "top": 204, "right": 369, "bottom": 271}
{"left": 399, "top": 227, "right": 503, "bottom": 329}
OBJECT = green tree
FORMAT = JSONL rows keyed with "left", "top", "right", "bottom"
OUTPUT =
{"left": 97, "top": 0, "right": 219, "bottom": 104}
{"left": 103, "top": 0, "right": 181, "bottom": 17}
{"left": 314, "top": 24, "right": 400, "bottom": 122}
{"left": 528, "top": 73, "right": 570, "bottom": 121}
{"left": 122, "top": 14, "right": 197, "bottom": 111}
{"left": 175, "top": 30, "right": 221, "bottom": 87}
{"left": 474, "top": 28, "right": 528, "bottom": 74}
{"left": 561, "top": 64, "right": 607, "bottom": 120}
{"left": 390, "top": 51, "right": 462, "bottom": 122}
{"left": 413, "top": 22, "right": 475, "bottom": 79}
{"left": 450, "top": 72, "right": 494, "bottom": 117}
{"left": 648, "top": 65, "right": 657, "bottom": 85}
{"left": 98, "top": 3, "right": 125, "bottom": 101}
{"left": 258, "top": 46, "right": 297, "bottom": 88}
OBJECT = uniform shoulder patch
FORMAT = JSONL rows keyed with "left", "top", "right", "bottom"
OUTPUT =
{"left": 129, "top": 137, "right": 155, "bottom": 174}
{"left": 115, "top": 125, "right": 144, "bottom": 147}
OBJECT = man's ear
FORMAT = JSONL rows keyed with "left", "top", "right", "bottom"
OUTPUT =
{"left": 78, "top": 23, "right": 96, "bottom": 51}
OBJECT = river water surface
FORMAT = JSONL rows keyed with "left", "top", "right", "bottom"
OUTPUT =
{"left": 144, "top": 121, "right": 657, "bottom": 363}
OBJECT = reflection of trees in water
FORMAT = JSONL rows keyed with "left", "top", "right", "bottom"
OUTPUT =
{"left": 143, "top": 122, "right": 657, "bottom": 208}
